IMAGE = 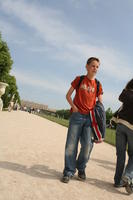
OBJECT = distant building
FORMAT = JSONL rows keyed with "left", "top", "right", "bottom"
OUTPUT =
{"left": 21, "top": 100, "right": 56, "bottom": 114}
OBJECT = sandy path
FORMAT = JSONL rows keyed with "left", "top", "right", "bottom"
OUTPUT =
{"left": 0, "top": 111, "right": 132, "bottom": 200}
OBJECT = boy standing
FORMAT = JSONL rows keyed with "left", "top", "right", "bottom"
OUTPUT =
{"left": 62, "top": 57, "right": 103, "bottom": 183}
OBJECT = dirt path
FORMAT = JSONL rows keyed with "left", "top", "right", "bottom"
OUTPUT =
{"left": 0, "top": 111, "right": 132, "bottom": 200}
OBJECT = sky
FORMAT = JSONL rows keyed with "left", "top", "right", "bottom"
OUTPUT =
{"left": 0, "top": 0, "right": 133, "bottom": 111}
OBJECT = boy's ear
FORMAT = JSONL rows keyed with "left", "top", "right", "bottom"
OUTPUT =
{"left": 86, "top": 64, "right": 89, "bottom": 70}
{"left": 85, "top": 64, "right": 87, "bottom": 69}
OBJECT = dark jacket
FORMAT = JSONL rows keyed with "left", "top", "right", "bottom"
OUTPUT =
{"left": 90, "top": 101, "right": 106, "bottom": 141}
{"left": 117, "top": 89, "right": 133, "bottom": 125}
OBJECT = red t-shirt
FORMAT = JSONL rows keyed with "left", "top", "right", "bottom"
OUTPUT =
{"left": 71, "top": 76, "right": 103, "bottom": 114}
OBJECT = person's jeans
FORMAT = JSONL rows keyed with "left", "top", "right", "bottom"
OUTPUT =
{"left": 114, "top": 123, "right": 133, "bottom": 184}
{"left": 63, "top": 112, "right": 94, "bottom": 177}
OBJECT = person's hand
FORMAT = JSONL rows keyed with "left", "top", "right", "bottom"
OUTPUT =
{"left": 72, "top": 105, "right": 79, "bottom": 112}
{"left": 94, "top": 138, "right": 104, "bottom": 143}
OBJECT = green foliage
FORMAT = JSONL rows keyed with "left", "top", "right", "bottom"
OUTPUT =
{"left": 56, "top": 109, "right": 71, "bottom": 119}
{"left": 105, "top": 128, "right": 116, "bottom": 146}
{"left": 38, "top": 113, "right": 69, "bottom": 127}
{"left": 1, "top": 74, "right": 21, "bottom": 107}
{"left": 106, "top": 107, "right": 113, "bottom": 125}
{"left": 0, "top": 33, "right": 13, "bottom": 82}
{"left": 0, "top": 33, "right": 20, "bottom": 107}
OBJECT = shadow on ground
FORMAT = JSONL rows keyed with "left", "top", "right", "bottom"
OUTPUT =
{"left": 85, "top": 177, "right": 126, "bottom": 195}
{"left": 91, "top": 158, "right": 115, "bottom": 171}
{"left": 0, "top": 160, "right": 128, "bottom": 195}
{"left": 0, "top": 161, "right": 62, "bottom": 180}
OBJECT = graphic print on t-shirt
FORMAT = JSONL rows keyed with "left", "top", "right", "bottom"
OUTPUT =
{"left": 71, "top": 76, "right": 103, "bottom": 114}
{"left": 80, "top": 83, "right": 95, "bottom": 93}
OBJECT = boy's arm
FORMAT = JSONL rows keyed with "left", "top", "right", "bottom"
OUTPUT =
{"left": 66, "top": 86, "right": 78, "bottom": 112}
{"left": 98, "top": 94, "right": 103, "bottom": 103}
{"left": 97, "top": 82, "right": 103, "bottom": 103}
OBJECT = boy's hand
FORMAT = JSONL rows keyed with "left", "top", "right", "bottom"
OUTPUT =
{"left": 94, "top": 138, "right": 104, "bottom": 143}
{"left": 72, "top": 105, "right": 79, "bottom": 112}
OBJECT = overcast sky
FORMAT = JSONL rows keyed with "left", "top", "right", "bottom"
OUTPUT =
{"left": 0, "top": 0, "right": 133, "bottom": 111}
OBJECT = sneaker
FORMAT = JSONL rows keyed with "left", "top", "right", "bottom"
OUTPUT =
{"left": 78, "top": 170, "right": 86, "bottom": 181}
{"left": 114, "top": 180, "right": 125, "bottom": 188}
{"left": 123, "top": 176, "right": 133, "bottom": 195}
{"left": 61, "top": 175, "right": 72, "bottom": 183}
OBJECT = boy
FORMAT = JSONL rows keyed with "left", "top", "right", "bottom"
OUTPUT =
{"left": 62, "top": 57, "right": 103, "bottom": 183}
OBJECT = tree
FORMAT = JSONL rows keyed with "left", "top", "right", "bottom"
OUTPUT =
{"left": 106, "top": 107, "right": 113, "bottom": 125}
{"left": 2, "top": 74, "right": 21, "bottom": 108}
{"left": 0, "top": 33, "right": 13, "bottom": 82}
{"left": 0, "top": 33, "right": 20, "bottom": 108}
{"left": 56, "top": 109, "right": 71, "bottom": 119}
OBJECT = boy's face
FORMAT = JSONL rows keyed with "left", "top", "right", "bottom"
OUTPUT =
{"left": 86, "top": 60, "right": 100, "bottom": 77}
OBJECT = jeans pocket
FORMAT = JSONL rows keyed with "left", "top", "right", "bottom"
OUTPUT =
{"left": 70, "top": 112, "right": 83, "bottom": 123}
{"left": 71, "top": 112, "right": 80, "bottom": 118}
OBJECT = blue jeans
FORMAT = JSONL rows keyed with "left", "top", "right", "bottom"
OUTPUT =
{"left": 63, "top": 112, "right": 94, "bottom": 176}
{"left": 114, "top": 123, "right": 133, "bottom": 184}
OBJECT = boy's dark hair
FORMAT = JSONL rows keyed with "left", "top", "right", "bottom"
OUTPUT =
{"left": 125, "top": 79, "right": 133, "bottom": 90}
{"left": 87, "top": 57, "right": 100, "bottom": 65}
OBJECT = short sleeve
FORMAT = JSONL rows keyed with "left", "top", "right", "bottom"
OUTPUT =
{"left": 71, "top": 76, "right": 80, "bottom": 89}
{"left": 98, "top": 83, "right": 103, "bottom": 96}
